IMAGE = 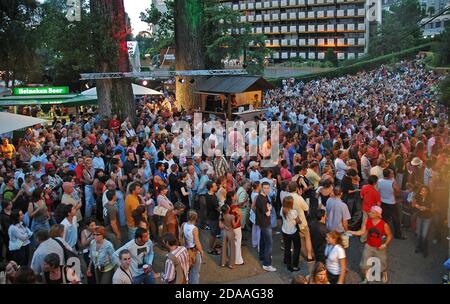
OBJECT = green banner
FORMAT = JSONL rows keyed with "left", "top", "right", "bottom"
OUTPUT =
{"left": 13, "top": 86, "right": 69, "bottom": 96}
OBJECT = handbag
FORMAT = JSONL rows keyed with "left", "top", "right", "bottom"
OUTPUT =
{"left": 153, "top": 205, "right": 168, "bottom": 217}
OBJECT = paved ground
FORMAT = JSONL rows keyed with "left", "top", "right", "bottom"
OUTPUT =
{"left": 152, "top": 223, "right": 448, "bottom": 284}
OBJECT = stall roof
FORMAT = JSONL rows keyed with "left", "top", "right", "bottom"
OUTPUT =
{"left": 82, "top": 83, "right": 163, "bottom": 96}
{"left": 0, "top": 94, "right": 94, "bottom": 107}
{"left": 195, "top": 76, "right": 274, "bottom": 94}
{"left": 0, "top": 112, "right": 48, "bottom": 135}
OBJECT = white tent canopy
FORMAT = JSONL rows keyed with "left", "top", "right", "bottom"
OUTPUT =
{"left": 0, "top": 112, "right": 48, "bottom": 135}
{"left": 81, "top": 84, "right": 163, "bottom": 96}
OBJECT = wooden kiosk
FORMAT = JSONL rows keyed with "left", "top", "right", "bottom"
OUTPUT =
{"left": 196, "top": 76, "right": 274, "bottom": 120}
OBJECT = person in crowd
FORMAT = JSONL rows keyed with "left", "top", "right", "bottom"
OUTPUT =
{"left": 219, "top": 204, "right": 237, "bottom": 269}
{"left": 114, "top": 227, "right": 156, "bottom": 284}
{"left": 161, "top": 232, "right": 189, "bottom": 284}
{"left": 28, "top": 188, "right": 50, "bottom": 234}
{"left": 412, "top": 186, "right": 433, "bottom": 257}
{"left": 8, "top": 209, "right": 33, "bottom": 266}
{"left": 360, "top": 175, "right": 381, "bottom": 243}
{"left": 205, "top": 181, "right": 221, "bottom": 256}
{"left": 309, "top": 209, "right": 328, "bottom": 263}
{"left": 280, "top": 196, "right": 301, "bottom": 272}
{"left": 325, "top": 187, "right": 351, "bottom": 234}
{"left": 87, "top": 226, "right": 117, "bottom": 284}
{"left": 307, "top": 262, "right": 330, "bottom": 284}
{"left": 348, "top": 206, "right": 392, "bottom": 283}
{"left": 60, "top": 204, "right": 78, "bottom": 250}
{"left": 324, "top": 231, "right": 347, "bottom": 284}
{"left": 112, "top": 249, "right": 133, "bottom": 284}
{"left": 125, "top": 182, "right": 142, "bottom": 241}
{"left": 378, "top": 169, "right": 406, "bottom": 240}
{"left": 179, "top": 211, "right": 204, "bottom": 284}
{"left": 256, "top": 182, "right": 277, "bottom": 272}
{"left": 41, "top": 253, "right": 80, "bottom": 284}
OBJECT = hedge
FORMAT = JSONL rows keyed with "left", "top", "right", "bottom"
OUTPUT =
{"left": 267, "top": 42, "right": 436, "bottom": 87}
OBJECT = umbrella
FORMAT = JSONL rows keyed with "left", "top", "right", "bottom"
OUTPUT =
{"left": 81, "top": 83, "right": 163, "bottom": 96}
{"left": 0, "top": 112, "right": 48, "bottom": 135}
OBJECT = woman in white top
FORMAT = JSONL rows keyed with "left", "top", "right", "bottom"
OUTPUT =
{"left": 8, "top": 210, "right": 33, "bottom": 266}
{"left": 180, "top": 211, "right": 204, "bottom": 284}
{"left": 280, "top": 196, "right": 301, "bottom": 272}
{"left": 324, "top": 231, "right": 347, "bottom": 284}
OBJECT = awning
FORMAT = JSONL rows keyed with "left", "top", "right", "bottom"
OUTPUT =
{"left": 196, "top": 76, "right": 274, "bottom": 94}
{"left": 81, "top": 83, "right": 163, "bottom": 96}
{"left": 0, "top": 112, "right": 48, "bottom": 135}
{"left": 0, "top": 94, "right": 78, "bottom": 106}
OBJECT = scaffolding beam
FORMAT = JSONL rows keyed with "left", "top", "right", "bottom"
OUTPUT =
{"left": 80, "top": 69, "right": 248, "bottom": 80}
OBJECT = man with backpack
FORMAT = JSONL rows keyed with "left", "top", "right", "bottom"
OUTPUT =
{"left": 161, "top": 232, "right": 189, "bottom": 284}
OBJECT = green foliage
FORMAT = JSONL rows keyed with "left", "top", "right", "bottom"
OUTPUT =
{"left": 0, "top": 0, "right": 41, "bottom": 86}
{"left": 140, "top": 0, "right": 175, "bottom": 52}
{"left": 37, "top": 0, "right": 96, "bottom": 83}
{"left": 140, "top": 0, "right": 269, "bottom": 75}
{"left": 324, "top": 49, "right": 338, "bottom": 67}
{"left": 433, "top": 23, "right": 450, "bottom": 66}
{"left": 439, "top": 75, "right": 450, "bottom": 108}
{"left": 369, "top": 0, "right": 424, "bottom": 56}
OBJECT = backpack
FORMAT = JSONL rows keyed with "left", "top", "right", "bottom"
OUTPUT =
{"left": 167, "top": 252, "right": 187, "bottom": 284}
{"left": 53, "top": 238, "right": 84, "bottom": 279}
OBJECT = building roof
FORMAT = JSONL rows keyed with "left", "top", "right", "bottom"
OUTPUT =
{"left": 196, "top": 76, "right": 274, "bottom": 94}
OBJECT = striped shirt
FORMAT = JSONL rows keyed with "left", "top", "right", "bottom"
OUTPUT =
{"left": 161, "top": 246, "right": 190, "bottom": 284}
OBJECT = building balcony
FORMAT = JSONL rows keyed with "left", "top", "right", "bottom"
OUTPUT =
{"left": 317, "top": 11, "right": 325, "bottom": 18}
{"left": 317, "top": 0, "right": 324, "bottom": 3}
{"left": 318, "top": 52, "right": 325, "bottom": 59}
{"left": 299, "top": 52, "right": 306, "bottom": 59}
{"left": 326, "top": 0, "right": 334, "bottom": 3}
{"left": 358, "top": 23, "right": 365, "bottom": 30}
{"left": 298, "top": 12, "right": 306, "bottom": 18}
{"left": 348, "top": 53, "right": 355, "bottom": 59}
{"left": 308, "top": 38, "right": 315, "bottom": 45}
{"left": 358, "top": 8, "right": 365, "bottom": 16}
{"left": 290, "top": 12, "right": 298, "bottom": 19}
{"left": 327, "top": 10, "right": 335, "bottom": 17}
{"left": 358, "top": 38, "right": 365, "bottom": 45}
{"left": 240, "top": 3, "right": 246, "bottom": 10}
{"left": 264, "top": 27, "right": 271, "bottom": 33}
{"left": 272, "top": 0, "right": 280, "bottom": 7}
{"left": 256, "top": 2, "right": 262, "bottom": 9}
{"left": 338, "top": 53, "right": 345, "bottom": 60}
{"left": 337, "top": 10, "right": 344, "bottom": 17}
{"left": 240, "top": 16, "right": 247, "bottom": 22}
{"left": 290, "top": 39, "right": 297, "bottom": 45}
{"left": 337, "top": 24, "right": 345, "bottom": 31}
{"left": 299, "top": 25, "right": 306, "bottom": 32}
{"left": 318, "top": 38, "right": 325, "bottom": 44}
{"left": 248, "top": 3, "right": 255, "bottom": 9}
{"left": 264, "top": 1, "right": 271, "bottom": 8}
{"left": 273, "top": 52, "right": 280, "bottom": 59}
{"left": 281, "top": 0, "right": 288, "bottom": 6}
{"left": 337, "top": 38, "right": 345, "bottom": 45}
{"left": 308, "top": 52, "right": 315, "bottom": 59}
{"left": 327, "top": 24, "right": 335, "bottom": 31}
{"left": 281, "top": 39, "right": 289, "bottom": 46}
{"left": 256, "top": 27, "right": 263, "bottom": 33}
{"left": 290, "top": 52, "right": 297, "bottom": 58}
{"left": 256, "top": 15, "right": 262, "bottom": 21}
{"left": 281, "top": 13, "right": 288, "bottom": 20}
{"left": 308, "top": 25, "right": 315, "bottom": 31}
{"left": 248, "top": 15, "right": 254, "bottom": 22}
{"left": 273, "top": 26, "right": 280, "bottom": 33}
{"left": 347, "top": 38, "right": 355, "bottom": 45}
{"left": 308, "top": 0, "right": 315, "bottom": 4}
{"left": 327, "top": 38, "right": 334, "bottom": 45}
{"left": 317, "top": 24, "right": 325, "bottom": 31}
{"left": 290, "top": 25, "right": 297, "bottom": 32}
{"left": 298, "top": 0, "right": 305, "bottom": 4}
{"left": 281, "top": 26, "right": 288, "bottom": 32}
{"left": 232, "top": 4, "right": 239, "bottom": 11}
{"left": 347, "top": 9, "right": 355, "bottom": 16}
{"left": 308, "top": 11, "right": 315, "bottom": 18}
{"left": 281, "top": 52, "right": 289, "bottom": 59}
{"left": 272, "top": 13, "right": 279, "bottom": 21}
{"left": 299, "top": 39, "right": 306, "bottom": 45}
{"left": 289, "top": 0, "right": 297, "bottom": 5}
{"left": 347, "top": 24, "right": 355, "bottom": 30}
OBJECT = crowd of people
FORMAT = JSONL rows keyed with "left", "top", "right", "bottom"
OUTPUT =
{"left": 0, "top": 56, "right": 448, "bottom": 284}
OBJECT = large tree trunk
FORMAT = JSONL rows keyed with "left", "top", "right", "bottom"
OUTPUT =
{"left": 90, "top": 0, "right": 135, "bottom": 123}
{"left": 174, "top": 0, "right": 205, "bottom": 111}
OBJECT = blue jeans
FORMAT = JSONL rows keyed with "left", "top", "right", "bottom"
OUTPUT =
{"left": 259, "top": 227, "right": 273, "bottom": 267}
{"left": 84, "top": 185, "right": 95, "bottom": 219}
{"left": 132, "top": 272, "right": 156, "bottom": 284}
{"left": 189, "top": 251, "right": 202, "bottom": 284}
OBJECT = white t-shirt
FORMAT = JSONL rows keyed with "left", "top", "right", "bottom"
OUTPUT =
{"left": 325, "top": 244, "right": 346, "bottom": 275}
{"left": 280, "top": 209, "right": 298, "bottom": 235}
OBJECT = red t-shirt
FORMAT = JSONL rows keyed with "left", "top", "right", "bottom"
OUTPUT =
{"left": 366, "top": 218, "right": 386, "bottom": 248}
{"left": 361, "top": 184, "right": 381, "bottom": 213}
{"left": 75, "top": 164, "right": 84, "bottom": 184}
{"left": 109, "top": 119, "right": 120, "bottom": 133}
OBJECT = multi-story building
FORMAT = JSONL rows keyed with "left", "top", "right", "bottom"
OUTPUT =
{"left": 221, "top": 0, "right": 374, "bottom": 61}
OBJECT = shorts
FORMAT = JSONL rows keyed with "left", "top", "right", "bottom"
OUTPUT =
{"left": 299, "top": 225, "right": 310, "bottom": 238}
{"left": 208, "top": 220, "right": 220, "bottom": 237}
{"left": 360, "top": 244, "right": 387, "bottom": 273}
